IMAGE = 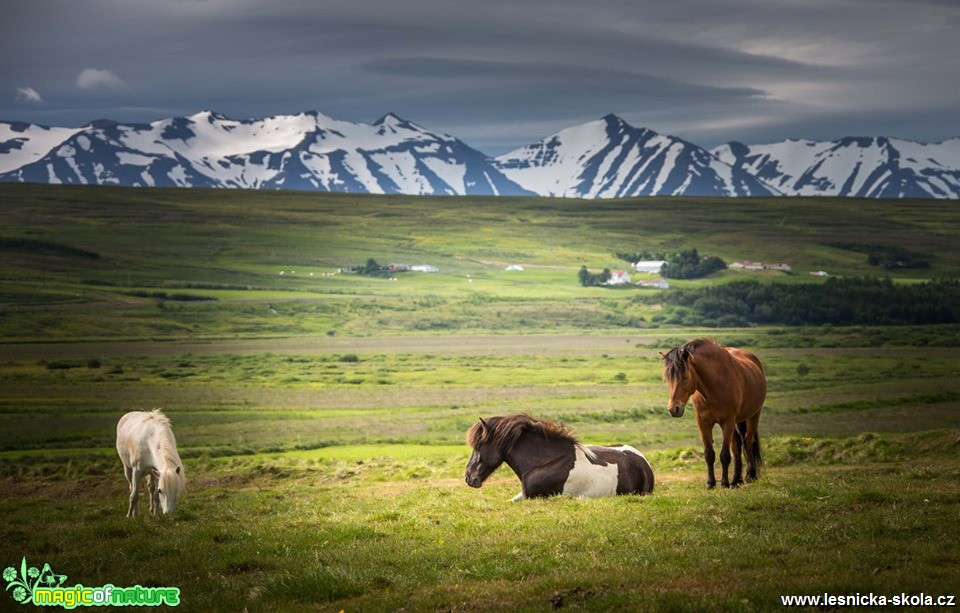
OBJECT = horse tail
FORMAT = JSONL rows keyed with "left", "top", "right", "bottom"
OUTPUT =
{"left": 737, "top": 421, "right": 763, "bottom": 478}
{"left": 736, "top": 421, "right": 747, "bottom": 442}
{"left": 752, "top": 429, "right": 763, "bottom": 478}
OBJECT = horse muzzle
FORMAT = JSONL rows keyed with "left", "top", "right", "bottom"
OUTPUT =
{"left": 465, "top": 475, "right": 482, "bottom": 488}
{"left": 669, "top": 405, "right": 685, "bottom": 418}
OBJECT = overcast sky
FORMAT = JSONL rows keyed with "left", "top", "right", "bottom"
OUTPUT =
{"left": 2, "top": 0, "right": 958, "bottom": 154}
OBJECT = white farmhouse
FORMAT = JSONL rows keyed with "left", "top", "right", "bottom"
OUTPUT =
{"left": 606, "top": 270, "right": 632, "bottom": 285}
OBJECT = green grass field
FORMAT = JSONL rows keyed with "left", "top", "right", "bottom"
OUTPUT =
{"left": 1, "top": 184, "right": 959, "bottom": 611}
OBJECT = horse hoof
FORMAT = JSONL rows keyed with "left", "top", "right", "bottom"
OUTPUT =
{"left": 706, "top": 481, "right": 716, "bottom": 490}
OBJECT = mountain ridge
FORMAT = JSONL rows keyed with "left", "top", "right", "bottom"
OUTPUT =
{"left": 2, "top": 110, "right": 958, "bottom": 198}
{"left": 712, "top": 136, "right": 960, "bottom": 198}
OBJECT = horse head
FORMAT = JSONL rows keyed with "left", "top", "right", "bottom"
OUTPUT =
{"left": 661, "top": 347, "right": 697, "bottom": 418}
{"left": 465, "top": 418, "right": 506, "bottom": 488}
{"left": 157, "top": 464, "right": 183, "bottom": 514}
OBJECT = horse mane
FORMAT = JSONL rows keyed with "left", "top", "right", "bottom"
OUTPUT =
{"left": 466, "top": 414, "right": 578, "bottom": 452}
{"left": 661, "top": 337, "right": 720, "bottom": 383}
{"left": 147, "top": 408, "right": 171, "bottom": 429}
{"left": 149, "top": 409, "right": 186, "bottom": 490}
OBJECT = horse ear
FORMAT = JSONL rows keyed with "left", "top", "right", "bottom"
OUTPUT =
{"left": 659, "top": 351, "right": 666, "bottom": 358}
{"left": 478, "top": 417, "right": 488, "bottom": 431}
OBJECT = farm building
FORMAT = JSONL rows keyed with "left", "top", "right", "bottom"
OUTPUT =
{"left": 638, "top": 278, "right": 670, "bottom": 289}
{"left": 633, "top": 260, "right": 668, "bottom": 274}
{"left": 730, "top": 261, "right": 792, "bottom": 272}
{"left": 606, "top": 270, "right": 632, "bottom": 285}
{"left": 411, "top": 265, "right": 439, "bottom": 273}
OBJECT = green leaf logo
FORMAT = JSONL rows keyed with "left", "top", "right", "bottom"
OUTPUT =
{"left": 3, "top": 558, "right": 67, "bottom": 605}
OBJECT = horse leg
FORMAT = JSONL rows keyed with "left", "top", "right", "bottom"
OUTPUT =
{"left": 696, "top": 415, "right": 716, "bottom": 489}
{"left": 731, "top": 421, "right": 745, "bottom": 487}
{"left": 719, "top": 421, "right": 736, "bottom": 489}
{"left": 511, "top": 492, "right": 525, "bottom": 503}
{"left": 147, "top": 472, "right": 159, "bottom": 516}
{"left": 745, "top": 414, "right": 762, "bottom": 482}
{"left": 127, "top": 466, "right": 142, "bottom": 518}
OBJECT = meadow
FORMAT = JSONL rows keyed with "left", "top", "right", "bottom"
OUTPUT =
{"left": 1, "top": 184, "right": 959, "bottom": 611}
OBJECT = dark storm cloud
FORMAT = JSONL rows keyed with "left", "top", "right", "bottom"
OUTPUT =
{"left": 363, "top": 57, "right": 765, "bottom": 99}
{"left": 0, "top": 0, "right": 958, "bottom": 153}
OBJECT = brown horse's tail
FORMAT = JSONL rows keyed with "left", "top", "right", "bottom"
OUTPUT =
{"left": 737, "top": 421, "right": 763, "bottom": 479}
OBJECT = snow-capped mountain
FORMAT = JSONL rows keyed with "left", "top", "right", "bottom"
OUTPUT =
{"left": 0, "top": 122, "right": 83, "bottom": 174}
{"left": 1, "top": 110, "right": 958, "bottom": 198}
{"left": 494, "top": 114, "right": 776, "bottom": 198}
{"left": 0, "top": 111, "right": 532, "bottom": 196}
{"left": 712, "top": 137, "right": 960, "bottom": 198}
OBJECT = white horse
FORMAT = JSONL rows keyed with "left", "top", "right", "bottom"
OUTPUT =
{"left": 116, "top": 410, "right": 185, "bottom": 517}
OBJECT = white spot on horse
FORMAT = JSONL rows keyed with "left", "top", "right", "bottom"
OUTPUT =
{"left": 562, "top": 445, "right": 619, "bottom": 498}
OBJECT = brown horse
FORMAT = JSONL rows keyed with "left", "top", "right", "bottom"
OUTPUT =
{"left": 661, "top": 338, "right": 766, "bottom": 489}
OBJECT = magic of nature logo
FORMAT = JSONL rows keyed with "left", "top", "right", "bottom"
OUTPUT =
{"left": 4, "top": 558, "right": 180, "bottom": 608}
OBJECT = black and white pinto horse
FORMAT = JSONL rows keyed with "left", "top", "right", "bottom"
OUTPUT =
{"left": 465, "top": 415, "right": 654, "bottom": 501}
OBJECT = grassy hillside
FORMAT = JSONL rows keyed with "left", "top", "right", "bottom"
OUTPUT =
{"left": 2, "top": 184, "right": 958, "bottom": 340}
{"left": 1, "top": 184, "right": 958, "bottom": 611}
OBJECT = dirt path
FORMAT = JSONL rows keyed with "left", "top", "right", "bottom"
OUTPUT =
{"left": 0, "top": 333, "right": 659, "bottom": 360}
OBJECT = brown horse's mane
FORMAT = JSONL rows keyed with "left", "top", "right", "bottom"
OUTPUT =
{"left": 661, "top": 337, "right": 721, "bottom": 383}
{"left": 466, "top": 414, "right": 578, "bottom": 452}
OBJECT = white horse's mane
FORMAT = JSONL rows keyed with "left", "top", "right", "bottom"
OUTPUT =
{"left": 148, "top": 409, "right": 185, "bottom": 491}
{"left": 147, "top": 408, "right": 171, "bottom": 428}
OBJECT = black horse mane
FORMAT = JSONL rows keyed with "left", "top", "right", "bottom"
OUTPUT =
{"left": 466, "top": 414, "right": 578, "bottom": 452}
{"left": 661, "top": 337, "right": 719, "bottom": 383}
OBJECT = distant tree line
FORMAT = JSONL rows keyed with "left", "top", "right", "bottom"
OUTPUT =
{"left": 348, "top": 258, "right": 397, "bottom": 278}
{"left": 122, "top": 290, "right": 216, "bottom": 301}
{"left": 831, "top": 242, "right": 930, "bottom": 269}
{"left": 578, "top": 266, "right": 611, "bottom": 287}
{"left": 0, "top": 236, "right": 99, "bottom": 259}
{"left": 615, "top": 250, "right": 666, "bottom": 263}
{"left": 660, "top": 277, "right": 960, "bottom": 327}
{"left": 615, "top": 248, "right": 726, "bottom": 279}
{"left": 660, "top": 248, "right": 726, "bottom": 280}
